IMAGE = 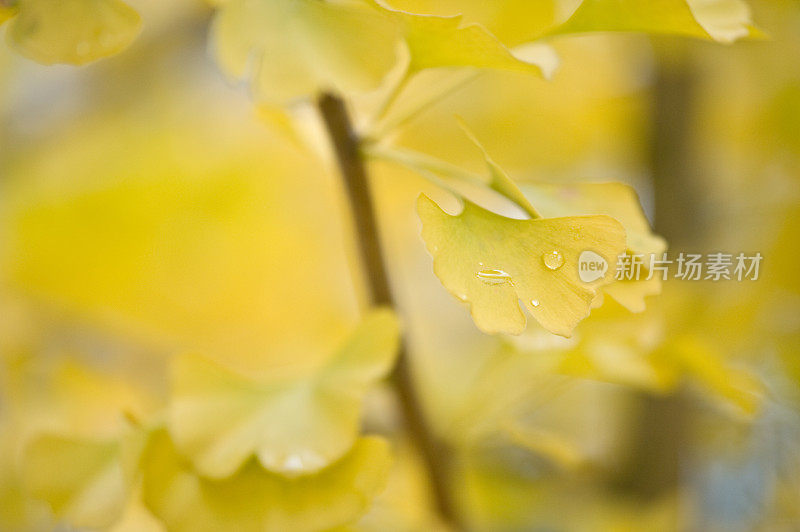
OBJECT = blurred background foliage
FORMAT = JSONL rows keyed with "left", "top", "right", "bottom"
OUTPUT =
{"left": 1, "top": 0, "right": 799, "bottom": 530}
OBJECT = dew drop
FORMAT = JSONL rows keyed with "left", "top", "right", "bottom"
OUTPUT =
{"left": 530, "top": 299, "right": 540, "bottom": 307}
{"left": 476, "top": 269, "right": 511, "bottom": 285}
{"left": 283, "top": 455, "right": 303, "bottom": 472}
{"left": 543, "top": 250, "right": 564, "bottom": 270}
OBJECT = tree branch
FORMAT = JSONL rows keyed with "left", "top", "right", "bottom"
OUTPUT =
{"left": 317, "top": 92, "right": 463, "bottom": 530}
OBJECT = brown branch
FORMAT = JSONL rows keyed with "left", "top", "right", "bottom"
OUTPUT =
{"left": 317, "top": 92, "right": 463, "bottom": 530}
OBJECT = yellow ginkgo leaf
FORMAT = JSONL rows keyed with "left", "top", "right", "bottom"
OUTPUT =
{"left": 169, "top": 309, "right": 399, "bottom": 479}
{"left": 522, "top": 182, "right": 667, "bottom": 312}
{"left": 211, "top": 0, "right": 400, "bottom": 103}
{"left": 6, "top": 0, "right": 141, "bottom": 65}
{"left": 521, "top": 182, "right": 665, "bottom": 257}
{"left": 1, "top": 106, "right": 362, "bottom": 379}
{"left": 602, "top": 275, "right": 663, "bottom": 313}
{"left": 556, "top": 310, "right": 677, "bottom": 393}
{"left": 14, "top": 358, "right": 155, "bottom": 531}
{"left": 549, "top": 0, "right": 759, "bottom": 43}
{"left": 141, "top": 430, "right": 392, "bottom": 532}
{"left": 417, "top": 195, "right": 626, "bottom": 337}
{"left": 371, "top": 1, "right": 554, "bottom": 78}
{"left": 23, "top": 435, "right": 129, "bottom": 529}
{"left": 50, "top": 361, "right": 158, "bottom": 439}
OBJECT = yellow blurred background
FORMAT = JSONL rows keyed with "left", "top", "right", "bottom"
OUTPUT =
{"left": 1, "top": 0, "right": 799, "bottom": 530}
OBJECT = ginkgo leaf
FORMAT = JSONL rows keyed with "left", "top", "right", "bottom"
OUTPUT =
{"left": 1, "top": 106, "right": 363, "bottom": 379}
{"left": 602, "top": 275, "right": 663, "bottom": 313}
{"left": 548, "top": 0, "right": 759, "bottom": 43}
{"left": 211, "top": 0, "right": 400, "bottom": 103}
{"left": 371, "top": 1, "right": 553, "bottom": 78}
{"left": 168, "top": 309, "right": 400, "bottom": 479}
{"left": 23, "top": 435, "right": 129, "bottom": 529}
{"left": 417, "top": 195, "right": 626, "bottom": 337}
{"left": 522, "top": 182, "right": 667, "bottom": 312}
{"left": 556, "top": 311, "right": 676, "bottom": 392}
{"left": 50, "top": 361, "right": 158, "bottom": 439}
{"left": 6, "top": 0, "right": 141, "bottom": 65}
{"left": 521, "top": 182, "right": 665, "bottom": 256}
{"left": 17, "top": 360, "right": 158, "bottom": 531}
{"left": 141, "top": 430, "right": 392, "bottom": 532}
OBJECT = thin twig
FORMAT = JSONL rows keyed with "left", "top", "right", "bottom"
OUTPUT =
{"left": 317, "top": 92, "right": 464, "bottom": 531}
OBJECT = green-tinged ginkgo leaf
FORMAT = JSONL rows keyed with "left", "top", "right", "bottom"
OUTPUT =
{"left": 522, "top": 182, "right": 667, "bottom": 312}
{"left": 23, "top": 435, "right": 129, "bottom": 529}
{"left": 371, "top": 1, "right": 554, "bottom": 78}
{"left": 417, "top": 195, "right": 626, "bottom": 337}
{"left": 6, "top": 0, "right": 141, "bottom": 65}
{"left": 169, "top": 309, "right": 399, "bottom": 479}
{"left": 549, "top": 0, "right": 759, "bottom": 43}
{"left": 211, "top": 0, "right": 400, "bottom": 103}
{"left": 141, "top": 430, "right": 392, "bottom": 532}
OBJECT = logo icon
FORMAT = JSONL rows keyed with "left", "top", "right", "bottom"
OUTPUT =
{"left": 578, "top": 250, "right": 608, "bottom": 283}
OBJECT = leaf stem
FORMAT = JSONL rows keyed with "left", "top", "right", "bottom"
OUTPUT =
{"left": 364, "top": 143, "right": 488, "bottom": 187}
{"left": 364, "top": 143, "right": 540, "bottom": 219}
{"left": 368, "top": 66, "right": 413, "bottom": 133}
{"left": 317, "top": 92, "right": 464, "bottom": 531}
{"left": 372, "top": 69, "right": 482, "bottom": 139}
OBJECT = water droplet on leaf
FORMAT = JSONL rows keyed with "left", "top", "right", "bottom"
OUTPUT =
{"left": 476, "top": 269, "right": 511, "bottom": 285}
{"left": 283, "top": 454, "right": 304, "bottom": 472}
{"left": 531, "top": 299, "right": 540, "bottom": 307}
{"left": 543, "top": 250, "right": 564, "bottom": 270}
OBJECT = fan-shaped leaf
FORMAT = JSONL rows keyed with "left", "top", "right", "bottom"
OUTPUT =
{"left": 522, "top": 182, "right": 666, "bottom": 312}
{"left": 22, "top": 432, "right": 143, "bottom": 529}
{"left": 417, "top": 195, "right": 626, "bottom": 336}
{"left": 372, "top": 1, "right": 555, "bottom": 78}
{"left": 211, "top": 0, "right": 400, "bottom": 103}
{"left": 141, "top": 431, "right": 392, "bottom": 532}
{"left": 168, "top": 309, "right": 400, "bottom": 478}
{"left": 549, "top": 0, "right": 759, "bottom": 43}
